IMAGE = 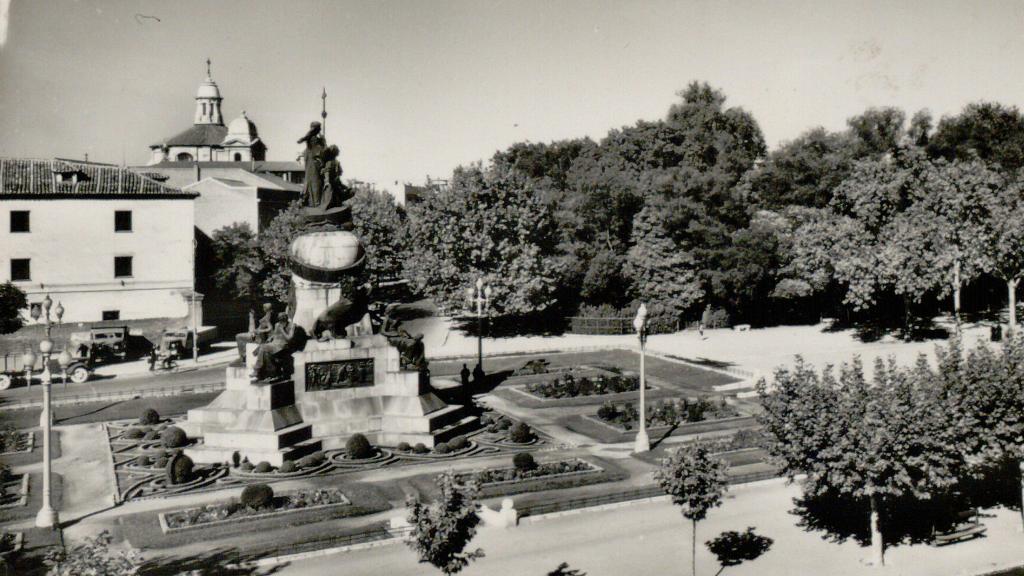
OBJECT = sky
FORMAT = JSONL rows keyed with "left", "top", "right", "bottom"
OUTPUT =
{"left": 2, "top": 0, "right": 1024, "bottom": 193}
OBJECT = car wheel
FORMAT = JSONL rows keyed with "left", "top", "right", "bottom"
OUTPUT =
{"left": 70, "top": 366, "right": 90, "bottom": 384}
{"left": 0, "top": 375, "right": 10, "bottom": 391}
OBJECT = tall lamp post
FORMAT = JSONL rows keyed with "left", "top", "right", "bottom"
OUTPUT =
{"left": 633, "top": 303, "right": 650, "bottom": 453}
{"left": 465, "top": 278, "right": 492, "bottom": 372}
{"left": 31, "top": 294, "right": 62, "bottom": 529}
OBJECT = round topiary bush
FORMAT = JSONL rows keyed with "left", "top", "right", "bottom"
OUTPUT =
{"left": 346, "top": 433, "right": 374, "bottom": 460}
{"left": 240, "top": 483, "right": 274, "bottom": 510}
{"left": 166, "top": 452, "right": 194, "bottom": 485}
{"left": 139, "top": 408, "right": 161, "bottom": 426}
{"left": 279, "top": 461, "right": 297, "bottom": 473}
{"left": 135, "top": 455, "right": 152, "bottom": 467}
{"left": 253, "top": 461, "right": 273, "bottom": 474}
{"left": 448, "top": 436, "right": 469, "bottom": 451}
{"left": 154, "top": 456, "right": 168, "bottom": 468}
{"left": 124, "top": 428, "right": 145, "bottom": 440}
{"left": 239, "top": 461, "right": 254, "bottom": 472}
{"left": 142, "top": 430, "right": 159, "bottom": 441}
{"left": 509, "top": 422, "right": 533, "bottom": 444}
{"left": 413, "top": 443, "right": 428, "bottom": 454}
{"left": 496, "top": 419, "right": 512, "bottom": 431}
{"left": 297, "top": 451, "right": 325, "bottom": 468}
{"left": 396, "top": 442, "right": 411, "bottom": 452}
{"left": 433, "top": 442, "right": 451, "bottom": 454}
{"left": 479, "top": 413, "right": 494, "bottom": 426}
{"left": 513, "top": 452, "right": 537, "bottom": 472}
{"left": 161, "top": 426, "right": 188, "bottom": 449}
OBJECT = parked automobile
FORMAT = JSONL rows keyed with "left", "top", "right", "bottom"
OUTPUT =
{"left": 0, "top": 351, "right": 92, "bottom": 390}
{"left": 68, "top": 326, "right": 129, "bottom": 363}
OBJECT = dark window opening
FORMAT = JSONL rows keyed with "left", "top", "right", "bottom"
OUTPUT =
{"left": 102, "top": 310, "right": 120, "bottom": 321}
{"left": 233, "top": 153, "right": 242, "bottom": 161}
{"left": 176, "top": 152, "right": 193, "bottom": 162}
{"left": 114, "top": 256, "right": 133, "bottom": 278}
{"left": 10, "top": 211, "right": 29, "bottom": 233}
{"left": 115, "top": 210, "right": 132, "bottom": 232}
{"left": 10, "top": 259, "right": 30, "bottom": 281}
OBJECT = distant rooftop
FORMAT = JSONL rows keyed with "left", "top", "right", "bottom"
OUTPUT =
{"left": 0, "top": 158, "right": 195, "bottom": 199}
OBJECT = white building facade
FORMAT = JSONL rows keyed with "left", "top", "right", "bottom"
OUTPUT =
{"left": 1, "top": 159, "right": 198, "bottom": 323}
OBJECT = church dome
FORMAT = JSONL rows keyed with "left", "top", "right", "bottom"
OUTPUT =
{"left": 196, "top": 78, "right": 221, "bottom": 99}
{"left": 226, "top": 111, "right": 258, "bottom": 139}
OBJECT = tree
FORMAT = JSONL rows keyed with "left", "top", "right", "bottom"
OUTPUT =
{"left": 349, "top": 184, "right": 410, "bottom": 285}
{"left": 548, "top": 563, "right": 586, "bottom": 576}
{"left": 44, "top": 530, "right": 142, "bottom": 575}
{"left": 405, "top": 472, "right": 484, "bottom": 575}
{"left": 983, "top": 185, "right": 1024, "bottom": 332}
{"left": 654, "top": 442, "right": 730, "bottom": 576}
{"left": 405, "top": 163, "right": 562, "bottom": 316}
{"left": 705, "top": 527, "right": 773, "bottom": 576}
{"left": 928, "top": 101, "right": 1024, "bottom": 172}
{"left": 257, "top": 200, "right": 310, "bottom": 302}
{"left": 210, "top": 223, "right": 262, "bottom": 304}
{"left": 758, "top": 357, "right": 962, "bottom": 566}
{"left": 0, "top": 282, "right": 27, "bottom": 334}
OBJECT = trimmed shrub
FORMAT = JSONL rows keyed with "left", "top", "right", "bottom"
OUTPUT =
{"left": 496, "top": 419, "right": 512, "bottom": 431}
{"left": 413, "top": 443, "right": 428, "bottom": 454}
{"left": 239, "top": 461, "right": 254, "bottom": 472}
{"left": 513, "top": 452, "right": 537, "bottom": 472}
{"left": 154, "top": 456, "right": 168, "bottom": 468}
{"left": 479, "top": 413, "right": 494, "bottom": 426}
{"left": 279, "top": 461, "right": 297, "bottom": 473}
{"left": 166, "top": 452, "right": 194, "bottom": 485}
{"left": 253, "top": 461, "right": 273, "bottom": 474}
{"left": 396, "top": 441, "right": 411, "bottom": 452}
{"left": 434, "top": 442, "right": 451, "bottom": 454}
{"left": 139, "top": 408, "right": 161, "bottom": 426}
{"left": 346, "top": 433, "right": 374, "bottom": 459}
{"left": 509, "top": 422, "right": 533, "bottom": 444}
{"left": 240, "top": 483, "right": 274, "bottom": 510}
{"left": 597, "top": 401, "right": 618, "bottom": 420}
{"left": 124, "top": 428, "right": 145, "bottom": 440}
{"left": 142, "top": 430, "right": 159, "bottom": 441}
{"left": 231, "top": 451, "right": 241, "bottom": 468}
{"left": 135, "top": 455, "right": 152, "bottom": 467}
{"left": 297, "top": 451, "right": 325, "bottom": 468}
{"left": 161, "top": 426, "right": 188, "bottom": 449}
{"left": 448, "top": 436, "right": 469, "bottom": 451}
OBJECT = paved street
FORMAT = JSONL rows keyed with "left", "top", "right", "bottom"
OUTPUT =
{"left": 277, "top": 479, "right": 1024, "bottom": 576}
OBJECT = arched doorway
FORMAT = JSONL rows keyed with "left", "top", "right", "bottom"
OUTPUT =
{"left": 176, "top": 152, "right": 194, "bottom": 161}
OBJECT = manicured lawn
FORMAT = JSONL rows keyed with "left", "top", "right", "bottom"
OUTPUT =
{"left": 117, "top": 481, "right": 390, "bottom": 550}
{"left": 561, "top": 412, "right": 758, "bottom": 444}
{"left": 0, "top": 430, "right": 60, "bottom": 467}
{"left": 0, "top": 472, "right": 63, "bottom": 523}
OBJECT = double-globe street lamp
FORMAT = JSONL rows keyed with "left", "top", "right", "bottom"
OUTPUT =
{"left": 23, "top": 294, "right": 63, "bottom": 528}
{"left": 465, "top": 278, "right": 492, "bottom": 375}
{"left": 633, "top": 303, "right": 650, "bottom": 453}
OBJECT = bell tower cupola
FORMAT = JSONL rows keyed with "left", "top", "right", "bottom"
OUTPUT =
{"left": 194, "top": 58, "right": 224, "bottom": 125}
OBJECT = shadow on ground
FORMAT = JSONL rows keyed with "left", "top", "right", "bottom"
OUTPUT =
{"left": 138, "top": 548, "right": 289, "bottom": 575}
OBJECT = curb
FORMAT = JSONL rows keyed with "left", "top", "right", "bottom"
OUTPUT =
{"left": 232, "top": 533, "right": 405, "bottom": 569}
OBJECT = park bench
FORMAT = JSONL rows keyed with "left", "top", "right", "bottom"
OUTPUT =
{"left": 931, "top": 509, "right": 986, "bottom": 546}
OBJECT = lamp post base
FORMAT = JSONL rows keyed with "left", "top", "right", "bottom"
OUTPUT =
{"left": 633, "top": 428, "right": 650, "bottom": 453}
{"left": 35, "top": 506, "right": 58, "bottom": 529}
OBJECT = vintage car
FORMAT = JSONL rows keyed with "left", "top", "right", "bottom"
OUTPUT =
{"left": 69, "top": 326, "right": 129, "bottom": 363}
{"left": 0, "top": 351, "right": 92, "bottom": 390}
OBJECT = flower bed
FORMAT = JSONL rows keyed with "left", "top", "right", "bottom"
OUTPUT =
{"left": 596, "top": 397, "right": 739, "bottom": 430}
{"left": 524, "top": 372, "right": 643, "bottom": 399}
{"left": 0, "top": 426, "right": 31, "bottom": 455}
{"left": 470, "top": 459, "right": 600, "bottom": 486}
{"left": 162, "top": 487, "right": 350, "bottom": 532}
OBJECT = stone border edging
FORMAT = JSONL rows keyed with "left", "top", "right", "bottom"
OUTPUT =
{"left": 158, "top": 495, "right": 352, "bottom": 534}
{"left": 0, "top": 474, "right": 29, "bottom": 509}
{"left": 477, "top": 459, "right": 602, "bottom": 488}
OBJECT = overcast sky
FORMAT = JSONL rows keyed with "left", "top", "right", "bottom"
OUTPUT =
{"left": 2, "top": 0, "right": 1024, "bottom": 192}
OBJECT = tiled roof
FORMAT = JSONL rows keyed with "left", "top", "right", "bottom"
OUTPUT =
{"left": 152, "top": 124, "right": 229, "bottom": 148}
{"left": 145, "top": 160, "right": 303, "bottom": 171}
{"left": 0, "top": 158, "right": 197, "bottom": 199}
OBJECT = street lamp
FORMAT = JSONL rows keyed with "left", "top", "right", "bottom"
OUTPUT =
{"left": 465, "top": 278, "right": 492, "bottom": 374}
{"left": 633, "top": 303, "right": 650, "bottom": 453}
{"left": 32, "top": 294, "right": 62, "bottom": 529}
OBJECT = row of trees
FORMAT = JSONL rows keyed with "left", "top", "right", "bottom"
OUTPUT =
{"left": 758, "top": 337, "right": 1024, "bottom": 566}
{"left": 212, "top": 84, "right": 1024, "bottom": 333}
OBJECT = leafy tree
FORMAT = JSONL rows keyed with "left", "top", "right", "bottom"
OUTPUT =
{"left": 405, "top": 472, "right": 484, "bottom": 575}
{"left": 705, "top": 527, "right": 773, "bottom": 576}
{"left": 846, "top": 107, "right": 906, "bottom": 158}
{"left": 758, "top": 357, "right": 962, "bottom": 566}
{"left": 210, "top": 223, "right": 262, "bottom": 304}
{"left": 654, "top": 442, "right": 730, "bottom": 576}
{"left": 257, "top": 200, "right": 310, "bottom": 302}
{"left": 929, "top": 102, "right": 1024, "bottom": 172}
{"left": 0, "top": 282, "right": 27, "bottom": 334}
{"left": 44, "top": 530, "right": 142, "bottom": 575}
{"left": 983, "top": 185, "right": 1024, "bottom": 332}
{"left": 405, "top": 163, "right": 562, "bottom": 316}
{"left": 743, "top": 127, "right": 856, "bottom": 210}
{"left": 349, "top": 185, "right": 410, "bottom": 285}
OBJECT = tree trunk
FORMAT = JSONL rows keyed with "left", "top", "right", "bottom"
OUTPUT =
{"left": 952, "top": 260, "right": 962, "bottom": 334}
{"left": 692, "top": 518, "right": 698, "bottom": 576}
{"left": 870, "top": 494, "right": 884, "bottom": 566}
{"left": 1009, "top": 278, "right": 1019, "bottom": 336}
{"left": 1019, "top": 460, "right": 1024, "bottom": 532}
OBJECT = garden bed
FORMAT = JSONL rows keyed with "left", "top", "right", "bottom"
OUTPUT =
{"left": 461, "top": 457, "right": 627, "bottom": 498}
{"left": 160, "top": 487, "right": 353, "bottom": 533}
{"left": 0, "top": 474, "right": 29, "bottom": 510}
{"left": 0, "top": 428, "right": 32, "bottom": 456}
{"left": 520, "top": 371, "right": 647, "bottom": 400}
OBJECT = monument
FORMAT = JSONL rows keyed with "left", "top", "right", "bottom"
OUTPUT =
{"left": 181, "top": 122, "right": 476, "bottom": 466}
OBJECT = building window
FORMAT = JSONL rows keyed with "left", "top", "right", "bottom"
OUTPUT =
{"left": 102, "top": 310, "right": 120, "bottom": 321}
{"left": 114, "top": 256, "right": 133, "bottom": 278}
{"left": 10, "top": 259, "right": 30, "bottom": 281}
{"left": 176, "top": 152, "right": 193, "bottom": 161}
{"left": 9, "top": 211, "right": 29, "bottom": 233}
{"left": 233, "top": 153, "right": 242, "bottom": 161}
{"left": 114, "top": 211, "right": 132, "bottom": 232}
